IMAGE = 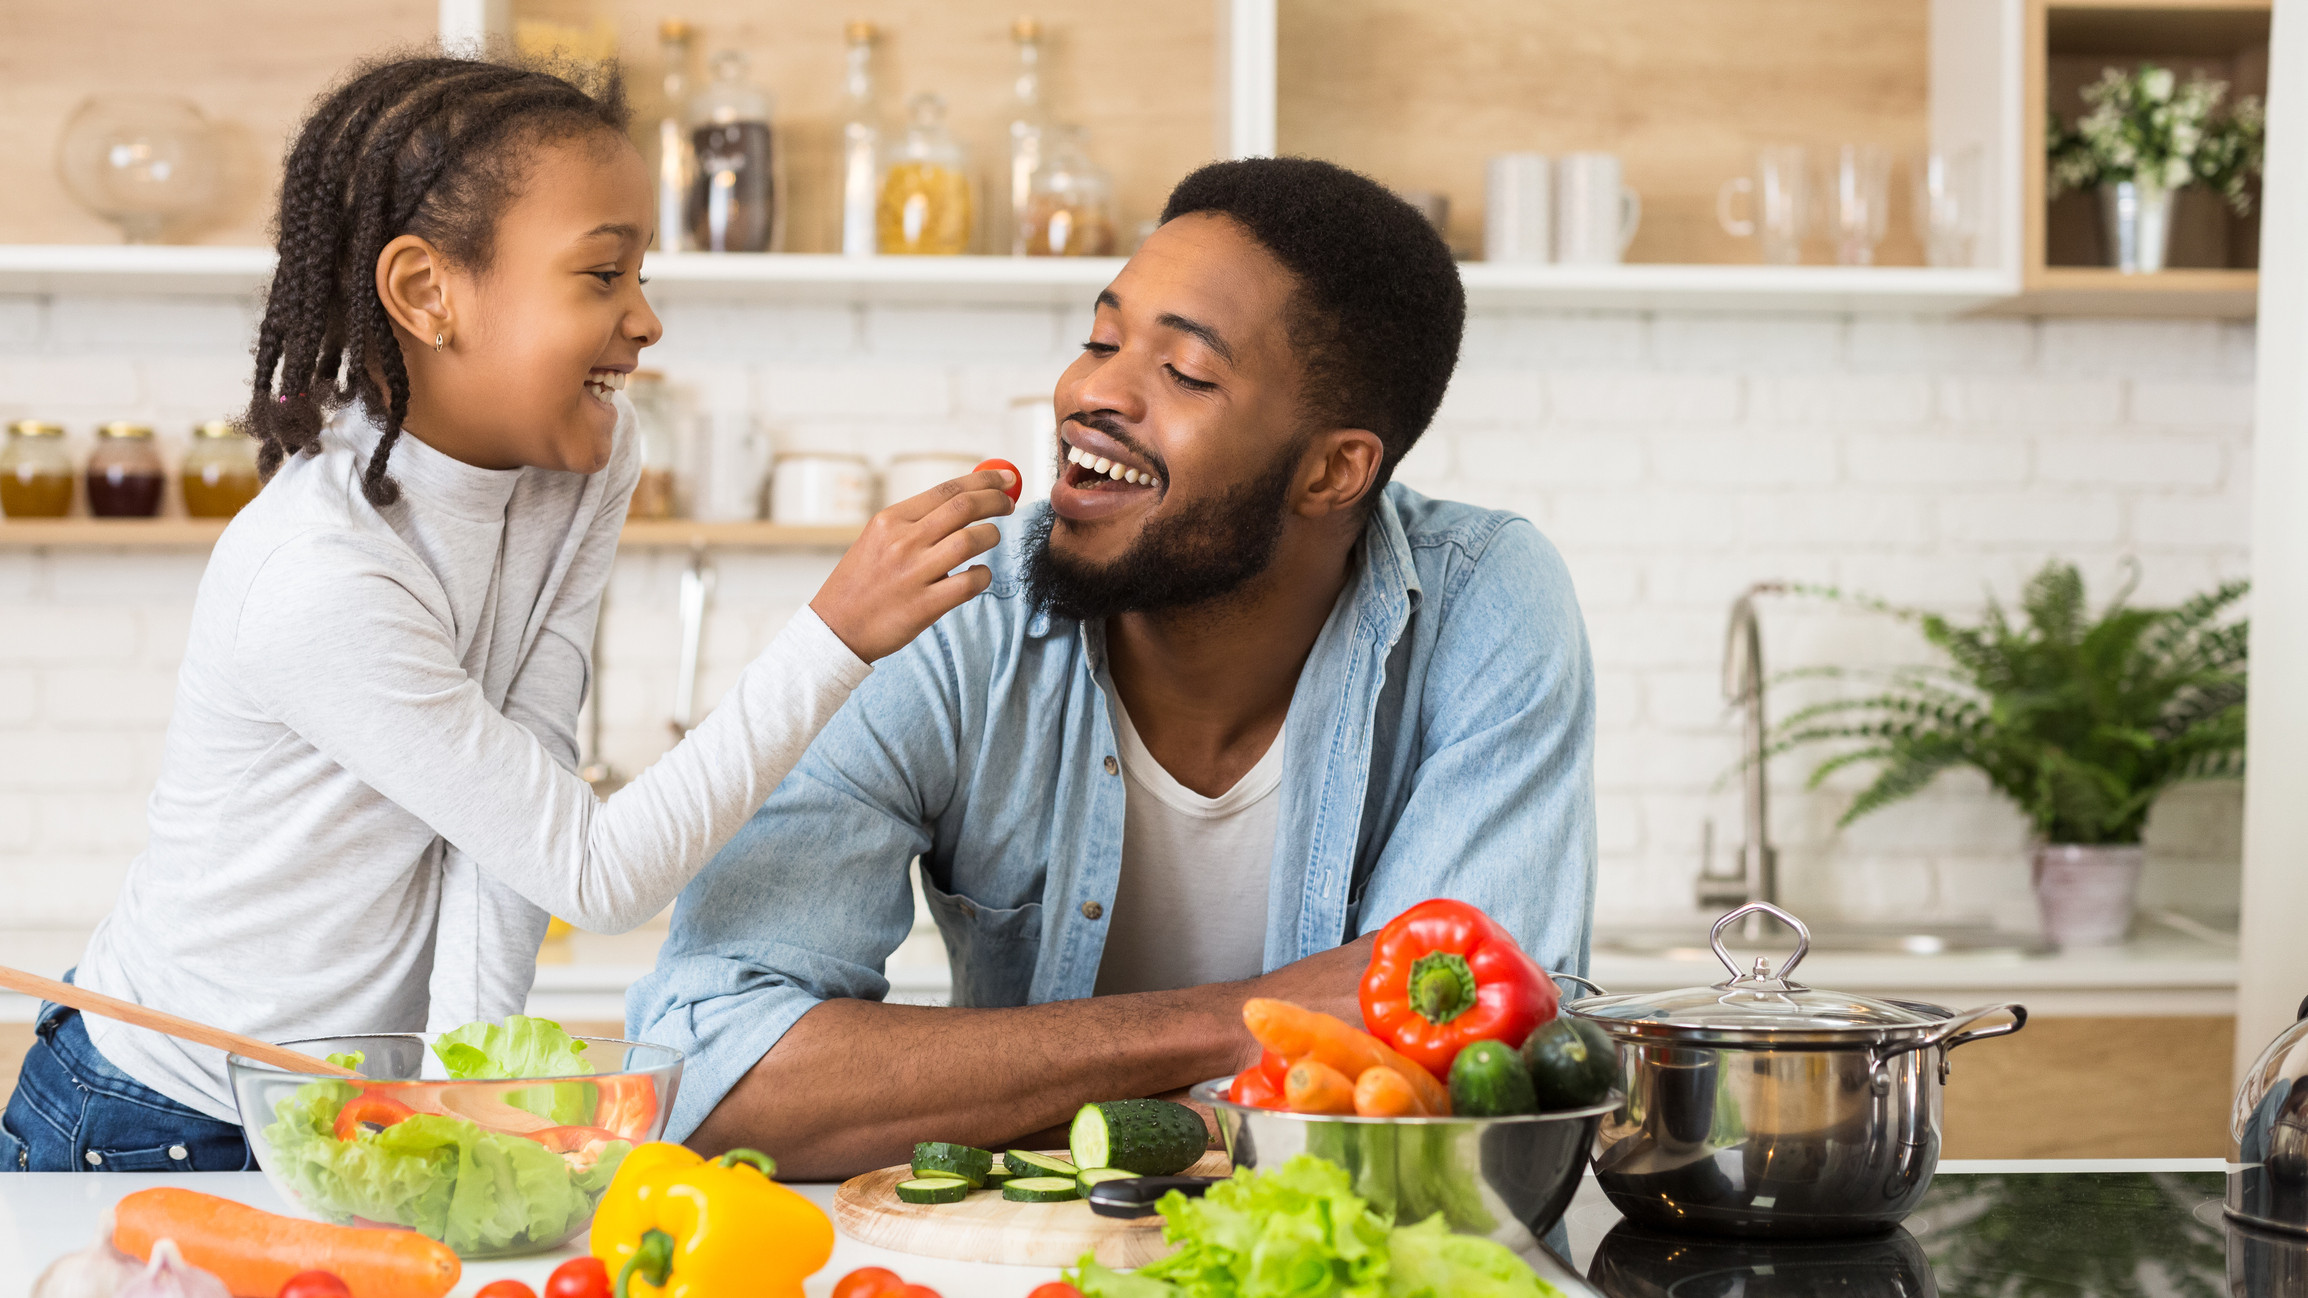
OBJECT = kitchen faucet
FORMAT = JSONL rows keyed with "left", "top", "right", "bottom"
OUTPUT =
{"left": 1697, "top": 582, "right": 1785, "bottom": 937}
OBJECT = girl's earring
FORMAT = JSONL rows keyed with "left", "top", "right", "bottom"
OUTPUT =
{"left": 433, "top": 331, "right": 446, "bottom": 352}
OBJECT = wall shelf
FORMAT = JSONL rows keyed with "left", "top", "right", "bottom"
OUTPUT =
{"left": 0, "top": 516, "right": 862, "bottom": 551}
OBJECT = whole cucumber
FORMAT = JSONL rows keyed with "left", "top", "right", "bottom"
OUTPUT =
{"left": 1448, "top": 1039, "right": 1538, "bottom": 1117}
{"left": 1521, "top": 1016, "right": 1619, "bottom": 1110}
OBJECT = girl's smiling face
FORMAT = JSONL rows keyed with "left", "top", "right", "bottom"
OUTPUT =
{"left": 376, "top": 129, "right": 661, "bottom": 474}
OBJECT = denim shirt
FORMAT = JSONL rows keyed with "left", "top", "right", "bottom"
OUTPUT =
{"left": 629, "top": 484, "right": 1598, "bottom": 1140}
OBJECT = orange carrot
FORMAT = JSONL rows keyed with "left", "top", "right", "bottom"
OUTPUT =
{"left": 1353, "top": 1065, "right": 1426, "bottom": 1117}
{"left": 114, "top": 1188, "right": 459, "bottom": 1298}
{"left": 1284, "top": 1058, "right": 1358, "bottom": 1114}
{"left": 1243, "top": 998, "right": 1452, "bottom": 1115}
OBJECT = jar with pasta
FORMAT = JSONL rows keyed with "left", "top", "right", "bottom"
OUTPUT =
{"left": 1022, "top": 126, "right": 1117, "bottom": 257}
{"left": 877, "top": 93, "right": 973, "bottom": 255}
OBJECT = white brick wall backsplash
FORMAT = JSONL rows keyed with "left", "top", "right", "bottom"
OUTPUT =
{"left": 0, "top": 295, "right": 2253, "bottom": 937}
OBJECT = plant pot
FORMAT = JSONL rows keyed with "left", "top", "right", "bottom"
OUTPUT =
{"left": 2097, "top": 181, "right": 2178, "bottom": 273}
{"left": 2031, "top": 844, "right": 2145, "bottom": 947}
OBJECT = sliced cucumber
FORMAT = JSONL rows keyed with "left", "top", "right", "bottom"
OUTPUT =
{"left": 1077, "top": 1166, "right": 1137, "bottom": 1190}
{"left": 1004, "top": 1149, "right": 1078, "bottom": 1177}
{"left": 1002, "top": 1175, "right": 1082, "bottom": 1203}
{"left": 982, "top": 1165, "right": 1018, "bottom": 1187}
{"left": 912, "top": 1141, "right": 994, "bottom": 1186}
{"left": 896, "top": 1177, "right": 972, "bottom": 1205}
{"left": 1069, "top": 1099, "right": 1208, "bottom": 1176}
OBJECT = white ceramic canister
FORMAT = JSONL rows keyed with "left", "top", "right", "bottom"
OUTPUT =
{"left": 882, "top": 452, "right": 982, "bottom": 506}
{"left": 769, "top": 452, "right": 877, "bottom": 526}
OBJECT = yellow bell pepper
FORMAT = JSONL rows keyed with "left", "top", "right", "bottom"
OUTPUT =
{"left": 590, "top": 1143, "right": 833, "bottom": 1298}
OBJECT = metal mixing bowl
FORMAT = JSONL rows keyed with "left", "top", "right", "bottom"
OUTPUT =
{"left": 1190, "top": 1077, "right": 1617, "bottom": 1253}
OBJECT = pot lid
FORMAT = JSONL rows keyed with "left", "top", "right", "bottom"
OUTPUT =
{"left": 1572, "top": 903, "right": 1955, "bottom": 1042}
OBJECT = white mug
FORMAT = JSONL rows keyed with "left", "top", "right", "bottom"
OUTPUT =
{"left": 1483, "top": 154, "right": 1552, "bottom": 263}
{"left": 1554, "top": 153, "right": 1641, "bottom": 265}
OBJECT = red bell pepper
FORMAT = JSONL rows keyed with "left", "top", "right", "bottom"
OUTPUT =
{"left": 1358, "top": 898, "right": 1559, "bottom": 1077}
{"left": 331, "top": 1091, "right": 415, "bottom": 1141}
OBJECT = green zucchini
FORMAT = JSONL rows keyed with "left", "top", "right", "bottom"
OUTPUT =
{"left": 1448, "top": 1039, "right": 1538, "bottom": 1117}
{"left": 1068, "top": 1099, "right": 1207, "bottom": 1176}
{"left": 895, "top": 1177, "right": 972, "bottom": 1205}
{"left": 1076, "top": 1166, "right": 1137, "bottom": 1190}
{"left": 1521, "top": 1017, "right": 1619, "bottom": 1110}
{"left": 911, "top": 1141, "right": 993, "bottom": 1186}
{"left": 1004, "top": 1149, "right": 1077, "bottom": 1177}
{"left": 1002, "top": 1175, "right": 1082, "bottom": 1203}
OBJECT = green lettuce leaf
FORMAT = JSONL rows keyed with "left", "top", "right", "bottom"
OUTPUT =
{"left": 1066, "top": 1155, "right": 1560, "bottom": 1298}
{"left": 431, "top": 1015, "right": 597, "bottom": 1126}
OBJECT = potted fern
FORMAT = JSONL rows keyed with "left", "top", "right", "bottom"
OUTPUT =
{"left": 1770, "top": 562, "right": 2247, "bottom": 947}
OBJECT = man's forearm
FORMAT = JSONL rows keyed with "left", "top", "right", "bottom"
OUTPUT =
{"left": 690, "top": 935, "right": 1373, "bottom": 1179}
{"left": 689, "top": 988, "right": 1247, "bottom": 1177}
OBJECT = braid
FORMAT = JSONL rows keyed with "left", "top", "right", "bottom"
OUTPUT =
{"left": 240, "top": 53, "right": 629, "bottom": 506}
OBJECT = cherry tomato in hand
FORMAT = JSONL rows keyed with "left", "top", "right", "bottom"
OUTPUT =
{"left": 973, "top": 458, "right": 1024, "bottom": 503}
{"left": 544, "top": 1256, "right": 612, "bottom": 1298}
{"left": 475, "top": 1283, "right": 539, "bottom": 1298}
{"left": 1029, "top": 1285, "right": 1086, "bottom": 1298}
{"left": 276, "top": 1274, "right": 351, "bottom": 1298}
{"left": 832, "top": 1268, "right": 907, "bottom": 1298}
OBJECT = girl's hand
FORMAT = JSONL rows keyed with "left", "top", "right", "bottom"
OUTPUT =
{"left": 810, "top": 468, "right": 1017, "bottom": 661}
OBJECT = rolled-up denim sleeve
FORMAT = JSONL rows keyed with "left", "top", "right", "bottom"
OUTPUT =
{"left": 1352, "top": 519, "right": 1598, "bottom": 981}
{"left": 626, "top": 628, "right": 966, "bottom": 1141}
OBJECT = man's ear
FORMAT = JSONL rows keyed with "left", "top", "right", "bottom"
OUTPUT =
{"left": 1295, "top": 428, "right": 1386, "bottom": 519}
{"left": 375, "top": 234, "right": 454, "bottom": 348}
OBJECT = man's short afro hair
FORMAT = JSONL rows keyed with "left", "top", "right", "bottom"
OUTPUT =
{"left": 1159, "top": 156, "right": 1464, "bottom": 496}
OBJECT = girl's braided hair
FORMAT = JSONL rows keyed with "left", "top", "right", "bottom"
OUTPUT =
{"left": 242, "top": 54, "right": 629, "bottom": 507}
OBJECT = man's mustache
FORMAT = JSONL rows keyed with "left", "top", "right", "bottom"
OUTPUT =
{"left": 1060, "top": 411, "right": 1168, "bottom": 482}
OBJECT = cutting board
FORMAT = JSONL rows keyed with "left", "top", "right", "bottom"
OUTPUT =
{"left": 833, "top": 1149, "right": 1232, "bottom": 1268}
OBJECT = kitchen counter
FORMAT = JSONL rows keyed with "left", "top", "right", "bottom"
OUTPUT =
{"left": 0, "top": 1159, "right": 2256, "bottom": 1298}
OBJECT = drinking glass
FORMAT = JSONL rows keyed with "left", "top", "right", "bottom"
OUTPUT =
{"left": 1820, "top": 144, "right": 1892, "bottom": 266}
{"left": 1912, "top": 146, "right": 1983, "bottom": 268}
{"left": 1716, "top": 146, "right": 1809, "bottom": 265}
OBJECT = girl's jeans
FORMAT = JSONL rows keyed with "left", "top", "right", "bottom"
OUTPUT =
{"left": 1, "top": 989, "right": 252, "bottom": 1172}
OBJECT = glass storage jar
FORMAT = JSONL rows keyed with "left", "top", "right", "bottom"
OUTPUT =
{"left": 686, "top": 49, "right": 783, "bottom": 253}
{"left": 877, "top": 93, "right": 973, "bottom": 255}
{"left": 0, "top": 421, "right": 74, "bottom": 518}
{"left": 181, "top": 420, "right": 260, "bottom": 518}
{"left": 626, "top": 370, "right": 681, "bottom": 520}
{"left": 86, "top": 422, "right": 165, "bottom": 517}
{"left": 1022, "top": 126, "right": 1117, "bottom": 256}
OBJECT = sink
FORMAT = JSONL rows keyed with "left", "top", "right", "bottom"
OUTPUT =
{"left": 1593, "top": 921, "right": 2053, "bottom": 960}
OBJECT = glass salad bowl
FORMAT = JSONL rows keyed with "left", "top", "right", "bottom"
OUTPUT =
{"left": 230, "top": 1033, "right": 683, "bottom": 1258}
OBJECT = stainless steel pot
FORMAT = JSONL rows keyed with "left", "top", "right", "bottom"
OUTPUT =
{"left": 2228, "top": 995, "right": 2308, "bottom": 1234}
{"left": 1571, "top": 902, "right": 2026, "bottom": 1238}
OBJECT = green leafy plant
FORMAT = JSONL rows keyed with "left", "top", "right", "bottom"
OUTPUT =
{"left": 1769, "top": 561, "right": 2247, "bottom": 846}
{"left": 2048, "top": 62, "right": 2265, "bottom": 214}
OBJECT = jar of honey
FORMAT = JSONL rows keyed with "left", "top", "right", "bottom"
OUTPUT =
{"left": 181, "top": 420, "right": 261, "bottom": 518}
{"left": 0, "top": 420, "right": 74, "bottom": 518}
{"left": 86, "top": 422, "right": 165, "bottom": 518}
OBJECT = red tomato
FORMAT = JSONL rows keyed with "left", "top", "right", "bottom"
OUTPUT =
{"left": 832, "top": 1268, "right": 906, "bottom": 1298}
{"left": 973, "top": 458, "right": 1024, "bottom": 503}
{"left": 475, "top": 1283, "right": 539, "bottom": 1298}
{"left": 891, "top": 1286, "right": 945, "bottom": 1298}
{"left": 1028, "top": 1285, "right": 1086, "bottom": 1298}
{"left": 544, "top": 1256, "right": 612, "bottom": 1298}
{"left": 276, "top": 1274, "right": 351, "bottom": 1298}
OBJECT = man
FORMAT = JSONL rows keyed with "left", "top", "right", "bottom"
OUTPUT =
{"left": 629, "top": 157, "right": 1596, "bottom": 1176}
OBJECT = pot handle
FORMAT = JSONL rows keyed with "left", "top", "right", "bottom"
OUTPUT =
{"left": 1549, "top": 970, "right": 1609, "bottom": 999}
{"left": 1872, "top": 1002, "right": 2029, "bottom": 1067}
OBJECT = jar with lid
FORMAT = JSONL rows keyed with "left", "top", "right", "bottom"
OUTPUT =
{"left": 687, "top": 49, "right": 783, "bottom": 253}
{"left": 1022, "top": 126, "right": 1117, "bottom": 256}
{"left": 877, "top": 93, "right": 973, "bottom": 255}
{"left": 626, "top": 370, "right": 682, "bottom": 520}
{"left": 181, "top": 420, "right": 260, "bottom": 518}
{"left": 86, "top": 422, "right": 165, "bottom": 518}
{"left": 0, "top": 421, "right": 75, "bottom": 518}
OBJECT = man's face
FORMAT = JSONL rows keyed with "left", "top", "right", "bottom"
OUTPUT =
{"left": 1027, "top": 212, "right": 1312, "bottom": 620}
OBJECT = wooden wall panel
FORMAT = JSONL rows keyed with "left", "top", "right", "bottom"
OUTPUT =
{"left": 1940, "top": 1015, "right": 2233, "bottom": 1159}
{"left": 607, "top": 1, "right": 1217, "bottom": 254}
{"left": 0, "top": 0, "right": 436, "bottom": 245}
{"left": 1277, "top": 0, "right": 1931, "bottom": 267}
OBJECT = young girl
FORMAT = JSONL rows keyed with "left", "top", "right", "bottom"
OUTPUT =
{"left": 0, "top": 55, "right": 1012, "bottom": 1171}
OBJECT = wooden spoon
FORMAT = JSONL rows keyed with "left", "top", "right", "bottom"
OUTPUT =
{"left": 0, "top": 963, "right": 360, "bottom": 1078}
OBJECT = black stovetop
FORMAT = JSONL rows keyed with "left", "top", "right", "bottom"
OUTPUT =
{"left": 1558, "top": 1168, "right": 2299, "bottom": 1296}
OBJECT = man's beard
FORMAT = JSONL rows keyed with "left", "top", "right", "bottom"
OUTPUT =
{"left": 1023, "top": 437, "right": 1303, "bottom": 623}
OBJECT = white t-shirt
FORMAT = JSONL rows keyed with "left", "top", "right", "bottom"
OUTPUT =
{"left": 1092, "top": 697, "right": 1282, "bottom": 996}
